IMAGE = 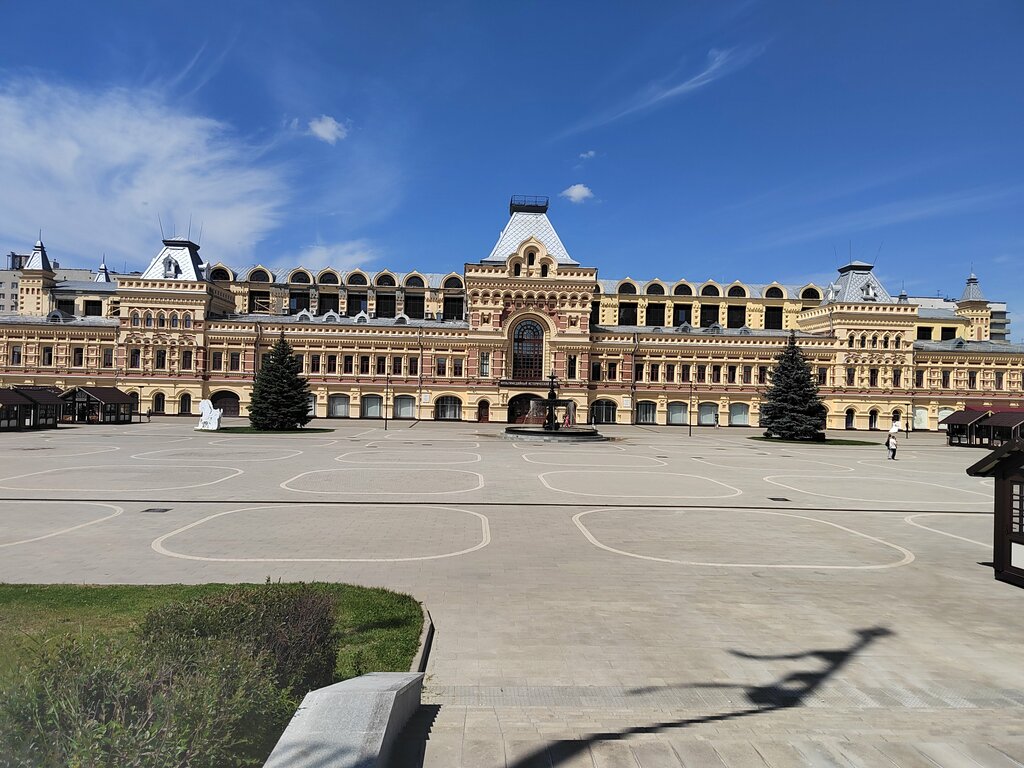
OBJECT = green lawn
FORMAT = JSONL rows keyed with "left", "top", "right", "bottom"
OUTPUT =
{"left": 0, "top": 583, "right": 422, "bottom": 682}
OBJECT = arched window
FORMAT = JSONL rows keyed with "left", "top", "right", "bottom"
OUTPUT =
{"left": 801, "top": 287, "right": 821, "bottom": 300}
{"left": 405, "top": 275, "right": 425, "bottom": 288}
{"left": 170, "top": 313, "right": 178, "bottom": 328}
{"left": 376, "top": 274, "right": 396, "bottom": 287}
{"left": 667, "top": 401, "right": 688, "bottom": 425}
{"left": 636, "top": 400, "right": 657, "bottom": 424}
{"left": 860, "top": 335, "right": 867, "bottom": 348}
{"left": 540, "top": 264, "right": 549, "bottom": 277}
{"left": 729, "top": 403, "right": 750, "bottom": 426}
{"left": 157, "top": 313, "right": 166, "bottom": 328}
{"left": 183, "top": 313, "right": 193, "bottom": 328}
{"left": 513, "top": 263, "right": 522, "bottom": 277}
{"left": 210, "top": 267, "right": 231, "bottom": 281}
{"left": 727, "top": 285, "right": 746, "bottom": 298}
{"left": 871, "top": 335, "right": 878, "bottom": 348}
{"left": 152, "top": 393, "right": 165, "bottom": 414}
{"left": 319, "top": 271, "right": 339, "bottom": 285}
{"left": 128, "top": 391, "right": 140, "bottom": 414}
{"left": 131, "top": 312, "right": 140, "bottom": 327}
{"left": 869, "top": 409, "right": 879, "bottom": 430}
{"left": 848, "top": 334, "right": 855, "bottom": 348}
{"left": 434, "top": 396, "right": 462, "bottom": 421}
{"left": 765, "top": 286, "right": 784, "bottom": 299}
{"left": 328, "top": 394, "right": 350, "bottom": 418}
{"left": 443, "top": 276, "right": 463, "bottom": 290}
{"left": 618, "top": 282, "right": 637, "bottom": 294}
{"left": 527, "top": 251, "right": 536, "bottom": 266}
{"left": 589, "top": 399, "right": 617, "bottom": 424}
{"left": 249, "top": 269, "right": 269, "bottom": 282}
{"left": 360, "top": 394, "right": 382, "bottom": 418}
{"left": 512, "top": 320, "right": 544, "bottom": 381}
{"left": 646, "top": 283, "right": 665, "bottom": 295}
{"left": 179, "top": 393, "right": 192, "bottom": 415}
{"left": 673, "top": 283, "right": 693, "bottom": 296}
{"left": 882, "top": 335, "right": 889, "bottom": 349}
{"left": 701, "top": 284, "right": 720, "bottom": 297}
{"left": 347, "top": 273, "right": 367, "bottom": 286}
{"left": 845, "top": 408, "right": 856, "bottom": 430}
{"left": 393, "top": 395, "right": 416, "bottom": 419}
{"left": 290, "top": 271, "right": 311, "bottom": 284}
{"left": 894, "top": 334, "right": 902, "bottom": 347}
{"left": 144, "top": 312, "right": 153, "bottom": 327}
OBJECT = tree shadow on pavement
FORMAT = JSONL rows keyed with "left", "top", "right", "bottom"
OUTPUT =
{"left": 394, "top": 626, "right": 894, "bottom": 768}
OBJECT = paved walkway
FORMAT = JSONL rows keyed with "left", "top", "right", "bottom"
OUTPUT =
{"left": 0, "top": 420, "right": 1021, "bottom": 766}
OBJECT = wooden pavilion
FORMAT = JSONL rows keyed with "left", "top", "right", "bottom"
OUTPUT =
{"left": 967, "top": 441, "right": 1024, "bottom": 589}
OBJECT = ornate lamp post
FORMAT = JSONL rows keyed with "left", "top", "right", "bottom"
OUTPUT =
{"left": 544, "top": 372, "right": 560, "bottom": 431}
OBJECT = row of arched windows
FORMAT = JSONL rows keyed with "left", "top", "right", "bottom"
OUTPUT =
{"left": 847, "top": 333, "right": 903, "bottom": 349}
{"left": 614, "top": 282, "right": 821, "bottom": 300}
{"left": 130, "top": 311, "right": 194, "bottom": 328}
{"left": 214, "top": 268, "right": 463, "bottom": 290}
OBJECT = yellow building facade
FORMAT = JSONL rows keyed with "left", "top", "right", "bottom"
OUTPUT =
{"left": 1, "top": 198, "right": 1022, "bottom": 430}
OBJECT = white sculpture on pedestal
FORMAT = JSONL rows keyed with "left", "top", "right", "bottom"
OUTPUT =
{"left": 196, "top": 399, "right": 223, "bottom": 431}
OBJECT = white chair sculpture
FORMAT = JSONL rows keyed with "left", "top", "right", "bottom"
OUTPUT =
{"left": 196, "top": 399, "right": 223, "bottom": 431}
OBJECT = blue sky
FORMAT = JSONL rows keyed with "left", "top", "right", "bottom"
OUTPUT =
{"left": 1, "top": 2, "right": 1022, "bottom": 336}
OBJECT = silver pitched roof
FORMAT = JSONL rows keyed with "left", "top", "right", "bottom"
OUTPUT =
{"left": 482, "top": 212, "right": 577, "bottom": 265}
{"left": 822, "top": 262, "right": 893, "bottom": 305}
{"left": 914, "top": 339, "right": 1024, "bottom": 353}
{"left": 959, "top": 273, "right": 986, "bottom": 303}
{"left": 94, "top": 257, "right": 112, "bottom": 283}
{"left": 140, "top": 237, "right": 207, "bottom": 281}
{"left": 24, "top": 241, "right": 52, "bottom": 271}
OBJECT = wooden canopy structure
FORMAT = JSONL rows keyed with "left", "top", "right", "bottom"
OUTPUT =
{"left": 939, "top": 409, "right": 991, "bottom": 447}
{"left": 0, "top": 389, "right": 33, "bottom": 431}
{"left": 967, "top": 440, "right": 1024, "bottom": 589}
{"left": 60, "top": 386, "right": 134, "bottom": 424}
{"left": 8, "top": 387, "right": 62, "bottom": 429}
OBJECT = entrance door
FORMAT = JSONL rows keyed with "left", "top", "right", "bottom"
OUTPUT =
{"left": 508, "top": 393, "right": 542, "bottom": 423}
{"left": 211, "top": 391, "right": 240, "bottom": 417}
{"left": 477, "top": 400, "right": 490, "bottom": 422}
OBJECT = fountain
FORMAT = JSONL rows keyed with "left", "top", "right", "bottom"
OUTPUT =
{"left": 504, "top": 373, "right": 606, "bottom": 442}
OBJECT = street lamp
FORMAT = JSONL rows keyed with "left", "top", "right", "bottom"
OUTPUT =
{"left": 688, "top": 369, "right": 694, "bottom": 438}
{"left": 384, "top": 374, "right": 390, "bottom": 431}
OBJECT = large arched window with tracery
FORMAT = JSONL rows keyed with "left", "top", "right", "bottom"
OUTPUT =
{"left": 512, "top": 320, "right": 544, "bottom": 381}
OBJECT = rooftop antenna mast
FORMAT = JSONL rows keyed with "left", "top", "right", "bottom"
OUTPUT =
{"left": 873, "top": 241, "right": 883, "bottom": 267}
{"left": 187, "top": 214, "right": 192, "bottom": 242}
{"left": 197, "top": 222, "right": 204, "bottom": 245}
{"left": 157, "top": 214, "right": 165, "bottom": 239}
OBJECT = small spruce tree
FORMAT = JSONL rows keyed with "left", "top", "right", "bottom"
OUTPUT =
{"left": 248, "top": 334, "right": 312, "bottom": 430}
{"left": 760, "top": 331, "right": 826, "bottom": 440}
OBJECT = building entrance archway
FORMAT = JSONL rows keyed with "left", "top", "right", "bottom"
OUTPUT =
{"left": 211, "top": 391, "right": 240, "bottom": 417}
{"left": 477, "top": 400, "right": 490, "bottom": 422}
{"left": 508, "top": 393, "right": 542, "bottom": 424}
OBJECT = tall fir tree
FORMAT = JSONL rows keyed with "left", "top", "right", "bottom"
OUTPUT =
{"left": 248, "top": 334, "right": 313, "bottom": 430}
{"left": 760, "top": 331, "right": 827, "bottom": 440}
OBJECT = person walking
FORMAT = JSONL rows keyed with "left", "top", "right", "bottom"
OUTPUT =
{"left": 885, "top": 431, "right": 898, "bottom": 460}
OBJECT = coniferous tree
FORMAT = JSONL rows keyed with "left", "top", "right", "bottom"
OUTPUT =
{"left": 248, "top": 334, "right": 312, "bottom": 430}
{"left": 760, "top": 331, "right": 826, "bottom": 440}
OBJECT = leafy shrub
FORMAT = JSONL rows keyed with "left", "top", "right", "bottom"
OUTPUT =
{"left": 139, "top": 582, "right": 339, "bottom": 695}
{"left": 0, "top": 634, "right": 292, "bottom": 768}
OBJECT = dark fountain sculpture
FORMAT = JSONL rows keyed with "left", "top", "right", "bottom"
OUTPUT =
{"left": 504, "top": 373, "right": 606, "bottom": 442}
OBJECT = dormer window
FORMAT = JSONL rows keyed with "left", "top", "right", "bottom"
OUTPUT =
{"left": 527, "top": 251, "right": 536, "bottom": 266}
{"left": 513, "top": 263, "right": 522, "bottom": 277}
{"left": 540, "top": 264, "right": 549, "bottom": 277}
{"left": 162, "top": 256, "right": 178, "bottom": 279}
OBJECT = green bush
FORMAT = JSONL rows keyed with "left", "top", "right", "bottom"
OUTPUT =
{"left": 139, "top": 582, "right": 339, "bottom": 695}
{"left": 0, "top": 635, "right": 292, "bottom": 768}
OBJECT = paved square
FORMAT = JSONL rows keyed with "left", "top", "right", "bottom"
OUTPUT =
{"left": 1, "top": 419, "right": 1022, "bottom": 767}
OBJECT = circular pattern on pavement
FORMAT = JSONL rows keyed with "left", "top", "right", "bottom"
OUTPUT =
{"left": 539, "top": 470, "right": 741, "bottom": 499}
{"left": 574, "top": 507, "right": 914, "bottom": 569}
{"left": 281, "top": 467, "right": 484, "bottom": 495}
{"left": 151, "top": 504, "right": 490, "bottom": 562}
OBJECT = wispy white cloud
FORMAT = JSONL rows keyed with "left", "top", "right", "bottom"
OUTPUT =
{"left": 752, "top": 185, "right": 1024, "bottom": 249}
{"left": 560, "top": 184, "right": 594, "bottom": 204}
{"left": 307, "top": 114, "right": 348, "bottom": 144}
{"left": 0, "top": 78, "right": 286, "bottom": 267}
{"left": 274, "top": 239, "right": 379, "bottom": 272}
{"left": 558, "top": 46, "right": 763, "bottom": 138}
{"left": 578, "top": 150, "right": 596, "bottom": 160}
